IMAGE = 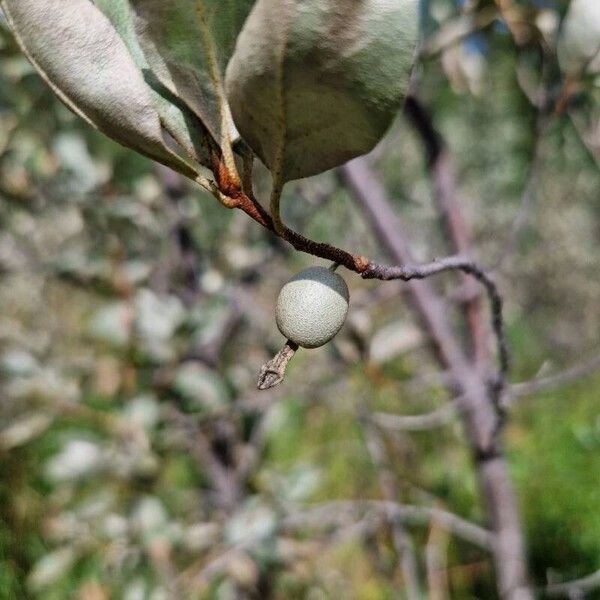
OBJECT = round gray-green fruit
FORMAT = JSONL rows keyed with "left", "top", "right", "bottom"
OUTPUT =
{"left": 275, "top": 266, "right": 349, "bottom": 349}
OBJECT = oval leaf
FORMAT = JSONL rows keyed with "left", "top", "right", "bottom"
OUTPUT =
{"left": 1, "top": 0, "right": 198, "bottom": 178}
{"left": 226, "top": 0, "right": 419, "bottom": 182}
{"left": 94, "top": 0, "right": 213, "bottom": 168}
{"left": 558, "top": 0, "right": 600, "bottom": 77}
{"left": 129, "top": 0, "right": 255, "bottom": 151}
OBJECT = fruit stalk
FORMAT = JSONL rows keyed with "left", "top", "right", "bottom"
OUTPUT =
{"left": 257, "top": 340, "right": 298, "bottom": 390}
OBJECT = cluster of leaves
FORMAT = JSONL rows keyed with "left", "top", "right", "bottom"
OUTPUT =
{"left": 0, "top": 0, "right": 420, "bottom": 200}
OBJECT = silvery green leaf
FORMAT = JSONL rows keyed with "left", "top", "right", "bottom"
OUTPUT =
{"left": 123, "top": 394, "right": 161, "bottom": 430}
{"left": 271, "top": 464, "right": 321, "bottom": 503}
{"left": 45, "top": 439, "right": 104, "bottom": 482}
{"left": 124, "top": 579, "right": 148, "bottom": 600}
{"left": 184, "top": 522, "right": 220, "bottom": 551}
{"left": 76, "top": 490, "right": 116, "bottom": 520}
{"left": 226, "top": 0, "right": 419, "bottom": 181}
{"left": 172, "top": 362, "right": 229, "bottom": 413}
{"left": 94, "top": 0, "right": 213, "bottom": 167}
{"left": 27, "top": 547, "right": 77, "bottom": 592}
{"left": 129, "top": 0, "right": 255, "bottom": 152}
{"left": 122, "top": 259, "right": 152, "bottom": 286}
{"left": 134, "top": 289, "right": 185, "bottom": 343}
{"left": 558, "top": 0, "right": 600, "bottom": 76}
{"left": 224, "top": 498, "right": 277, "bottom": 545}
{"left": 101, "top": 514, "right": 129, "bottom": 539}
{"left": 53, "top": 133, "right": 101, "bottom": 193}
{"left": 92, "top": 0, "right": 146, "bottom": 66}
{"left": 88, "top": 302, "right": 132, "bottom": 349}
{"left": 369, "top": 320, "right": 424, "bottom": 364}
{"left": 131, "top": 496, "right": 170, "bottom": 544}
{"left": 0, "top": 413, "right": 52, "bottom": 450}
{"left": 1, "top": 0, "right": 199, "bottom": 178}
{"left": 6, "top": 369, "right": 80, "bottom": 403}
{"left": 0, "top": 349, "right": 37, "bottom": 377}
{"left": 134, "top": 289, "right": 185, "bottom": 362}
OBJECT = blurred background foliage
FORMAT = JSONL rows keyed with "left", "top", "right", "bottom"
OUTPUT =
{"left": 1, "top": 0, "right": 600, "bottom": 598}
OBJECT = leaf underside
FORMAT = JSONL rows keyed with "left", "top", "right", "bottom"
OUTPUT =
{"left": 2, "top": 0, "right": 257, "bottom": 181}
{"left": 4, "top": 0, "right": 420, "bottom": 189}
{"left": 128, "top": 0, "right": 255, "bottom": 156}
{"left": 225, "top": 0, "right": 419, "bottom": 182}
{"left": 93, "top": 0, "right": 214, "bottom": 169}
{"left": 0, "top": 0, "right": 201, "bottom": 179}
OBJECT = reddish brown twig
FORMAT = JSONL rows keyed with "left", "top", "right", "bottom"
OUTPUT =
{"left": 209, "top": 152, "right": 368, "bottom": 272}
{"left": 207, "top": 152, "right": 508, "bottom": 389}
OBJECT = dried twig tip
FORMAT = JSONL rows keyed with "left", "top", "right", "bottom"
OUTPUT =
{"left": 257, "top": 340, "right": 299, "bottom": 390}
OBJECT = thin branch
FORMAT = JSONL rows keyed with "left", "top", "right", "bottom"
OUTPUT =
{"left": 167, "top": 407, "right": 242, "bottom": 513}
{"left": 192, "top": 121, "right": 527, "bottom": 597}
{"left": 282, "top": 500, "right": 494, "bottom": 551}
{"left": 240, "top": 144, "right": 255, "bottom": 198}
{"left": 493, "top": 0, "right": 532, "bottom": 45}
{"left": 203, "top": 151, "right": 507, "bottom": 388}
{"left": 189, "top": 498, "right": 494, "bottom": 591}
{"left": 404, "top": 95, "right": 487, "bottom": 369}
{"left": 419, "top": 7, "right": 498, "bottom": 60}
{"left": 426, "top": 520, "right": 451, "bottom": 600}
{"left": 569, "top": 111, "right": 600, "bottom": 173}
{"left": 211, "top": 159, "right": 368, "bottom": 272}
{"left": 269, "top": 168, "right": 286, "bottom": 237}
{"left": 340, "top": 159, "right": 493, "bottom": 443}
{"left": 372, "top": 402, "right": 458, "bottom": 432}
{"left": 190, "top": 539, "right": 257, "bottom": 590}
{"left": 359, "top": 408, "right": 422, "bottom": 599}
{"left": 341, "top": 158, "right": 533, "bottom": 600}
{"left": 544, "top": 568, "right": 600, "bottom": 598}
{"left": 362, "top": 255, "right": 509, "bottom": 386}
{"left": 509, "top": 352, "right": 600, "bottom": 402}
